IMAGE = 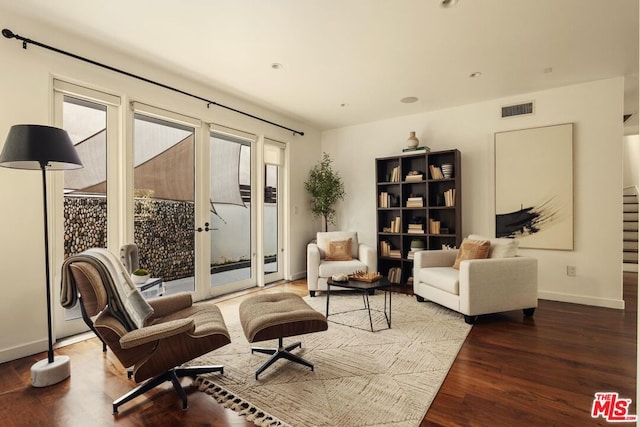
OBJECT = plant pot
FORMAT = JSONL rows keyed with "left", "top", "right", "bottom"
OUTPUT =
{"left": 132, "top": 273, "right": 150, "bottom": 284}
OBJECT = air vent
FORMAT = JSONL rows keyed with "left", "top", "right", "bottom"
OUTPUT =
{"left": 623, "top": 114, "right": 633, "bottom": 122}
{"left": 501, "top": 102, "right": 534, "bottom": 118}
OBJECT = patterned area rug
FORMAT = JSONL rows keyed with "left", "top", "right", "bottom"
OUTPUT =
{"left": 193, "top": 292, "right": 471, "bottom": 427}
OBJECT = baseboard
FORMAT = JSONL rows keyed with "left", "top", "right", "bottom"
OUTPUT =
{"left": 0, "top": 338, "right": 48, "bottom": 364}
{"left": 538, "top": 291, "right": 625, "bottom": 310}
{"left": 623, "top": 263, "right": 638, "bottom": 273}
{"left": 289, "top": 271, "right": 307, "bottom": 281}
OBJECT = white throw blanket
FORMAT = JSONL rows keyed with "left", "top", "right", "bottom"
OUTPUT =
{"left": 61, "top": 248, "right": 154, "bottom": 330}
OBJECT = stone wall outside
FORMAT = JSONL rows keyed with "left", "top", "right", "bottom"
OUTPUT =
{"left": 64, "top": 196, "right": 194, "bottom": 281}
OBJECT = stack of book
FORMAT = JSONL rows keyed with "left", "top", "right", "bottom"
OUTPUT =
{"left": 407, "top": 223, "right": 424, "bottom": 234}
{"left": 429, "top": 218, "right": 441, "bottom": 234}
{"left": 379, "top": 192, "right": 389, "bottom": 208}
{"left": 388, "top": 267, "right": 402, "bottom": 284}
{"left": 387, "top": 166, "right": 400, "bottom": 182}
{"left": 444, "top": 189, "right": 456, "bottom": 207}
{"left": 429, "top": 165, "right": 444, "bottom": 179}
{"left": 406, "top": 196, "right": 423, "bottom": 208}
{"left": 380, "top": 241, "right": 401, "bottom": 258}
{"left": 405, "top": 171, "right": 424, "bottom": 182}
{"left": 402, "top": 146, "right": 430, "bottom": 154}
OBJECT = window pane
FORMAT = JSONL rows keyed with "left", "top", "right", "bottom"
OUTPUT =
{"left": 134, "top": 114, "right": 195, "bottom": 293}
{"left": 63, "top": 96, "right": 108, "bottom": 257}
{"left": 210, "top": 134, "right": 252, "bottom": 287}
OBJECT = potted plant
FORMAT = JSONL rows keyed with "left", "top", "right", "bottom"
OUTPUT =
{"left": 304, "top": 152, "right": 346, "bottom": 232}
{"left": 131, "top": 268, "right": 150, "bottom": 284}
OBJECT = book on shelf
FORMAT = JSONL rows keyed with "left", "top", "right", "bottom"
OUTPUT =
{"left": 387, "top": 267, "right": 402, "bottom": 284}
{"left": 406, "top": 196, "right": 424, "bottom": 207}
{"left": 380, "top": 241, "right": 401, "bottom": 258}
{"left": 407, "top": 228, "right": 424, "bottom": 234}
{"left": 379, "top": 192, "right": 400, "bottom": 208}
{"left": 405, "top": 170, "right": 424, "bottom": 181}
{"left": 402, "top": 146, "right": 430, "bottom": 153}
{"left": 386, "top": 166, "right": 401, "bottom": 183}
{"left": 387, "top": 216, "right": 401, "bottom": 233}
{"left": 429, "top": 164, "right": 444, "bottom": 179}
{"left": 429, "top": 218, "right": 441, "bottom": 234}
{"left": 444, "top": 189, "right": 456, "bottom": 207}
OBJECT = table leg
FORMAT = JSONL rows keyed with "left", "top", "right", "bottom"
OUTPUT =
{"left": 364, "top": 291, "right": 374, "bottom": 332}
{"left": 325, "top": 283, "right": 331, "bottom": 318}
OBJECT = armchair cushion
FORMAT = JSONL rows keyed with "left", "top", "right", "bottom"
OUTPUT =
{"left": 319, "top": 259, "right": 368, "bottom": 277}
{"left": 468, "top": 234, "right": 519, "bottom": 258}
{"left": 418, "top": 267, "right": 460, "bottom": 294}
{"left": 453, "top": 238, "right": 490, "bottom": 269}
{"left": 325, "top": 238, "right": 353, "bottom": 261}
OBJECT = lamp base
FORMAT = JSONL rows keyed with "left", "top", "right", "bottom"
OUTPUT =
{"left": 30, "top": 355, "right": 71, "bottom": 387}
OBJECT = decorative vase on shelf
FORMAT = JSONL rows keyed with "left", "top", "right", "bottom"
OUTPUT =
{"left": 407, "top": 131, "right": 419, "bottom": 148}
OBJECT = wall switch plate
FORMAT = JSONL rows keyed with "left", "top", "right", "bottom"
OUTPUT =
{"left": 566, "top": 265, "right": 576, "bottom": 277}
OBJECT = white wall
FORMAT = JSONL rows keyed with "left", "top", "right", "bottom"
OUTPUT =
{"left": 624, "top": 134, "right": 640, "bottom": 190}
{"left": 322, "top": 77, "right": 625, "bottom": 309}
{"left": 0, "top": 9, "right": 320, "bottom": 362}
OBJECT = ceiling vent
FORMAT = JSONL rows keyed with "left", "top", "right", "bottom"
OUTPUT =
{"left": 501, "top": 101, "right": 534, "bottom": 118}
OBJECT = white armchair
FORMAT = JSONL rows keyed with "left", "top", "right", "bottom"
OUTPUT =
{"left": 307, "top": 231, "right": 376, "bottom": 297}
{"left": 413, "top": 235, "right": 538, "bottom": 324}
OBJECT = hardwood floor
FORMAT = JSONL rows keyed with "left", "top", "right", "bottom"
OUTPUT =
{"left": 0, "top": 275, "right": 636, "bottom": 426}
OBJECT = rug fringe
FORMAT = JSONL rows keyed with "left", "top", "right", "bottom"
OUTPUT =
{"left": 194, "top": 377, "right": 291, "bottom": 427}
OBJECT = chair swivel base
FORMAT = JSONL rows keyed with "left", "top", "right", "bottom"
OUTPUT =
{"left": 251, "top": 337, "right": 313, "bottom": 380}
{"left": 113, "top": 364, "right": 223, "bottom": 414}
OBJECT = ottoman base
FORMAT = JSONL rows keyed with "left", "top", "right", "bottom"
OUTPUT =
{"left": 251, "top": 337, "right": 313, "bottom": 380}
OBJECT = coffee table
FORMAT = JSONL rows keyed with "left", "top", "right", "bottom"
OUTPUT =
{"left": 325, "top": 277, "right": 391, "bottom": 332}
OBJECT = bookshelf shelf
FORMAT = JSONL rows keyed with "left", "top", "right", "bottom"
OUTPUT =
{"left": 375, "top": 149, "right": 462, "bottom": 287}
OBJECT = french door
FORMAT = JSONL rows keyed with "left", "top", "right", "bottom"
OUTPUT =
{"left": 263, "top": 139, "right": 285, "bottom": 283}
{"left": 52, "top": 83, "right": 287, "bottom": 339}
{"left": 52, "top": 81, "right": 121, "bottom": 338}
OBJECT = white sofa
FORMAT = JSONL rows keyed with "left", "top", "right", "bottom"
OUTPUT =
{"left": 412, "top": 234, "right": 538, "bottom": 324}
{"left": 307, "top": 231, "right": 376, "bottom": 297}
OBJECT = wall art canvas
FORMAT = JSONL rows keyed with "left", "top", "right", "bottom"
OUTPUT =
{"left": 494, "top": 123, "right": 573, "bottom": 250}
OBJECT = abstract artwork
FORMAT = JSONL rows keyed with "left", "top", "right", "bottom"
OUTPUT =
{"left": 494, "top": 123, "right": 573, "bottom": 250}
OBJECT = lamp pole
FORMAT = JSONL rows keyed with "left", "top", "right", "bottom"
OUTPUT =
{"left": 40, "top": 161, "right": 54, "bottom": 364}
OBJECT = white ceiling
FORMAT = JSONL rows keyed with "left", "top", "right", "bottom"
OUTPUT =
{"left": 1, "top": 0, "right": 638, "bottom": 130}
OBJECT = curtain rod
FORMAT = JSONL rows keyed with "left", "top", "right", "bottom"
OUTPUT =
{"left": 2, "top": 28, "right": 304, "bottom": 136}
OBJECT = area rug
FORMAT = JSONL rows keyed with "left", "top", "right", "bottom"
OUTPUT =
{"left": 192, "top": 292, "right": 472, "bottom": 427}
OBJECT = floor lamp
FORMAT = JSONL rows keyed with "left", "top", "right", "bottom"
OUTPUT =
{"left": 0, "top": 124, "right": 82, "bottom": 387}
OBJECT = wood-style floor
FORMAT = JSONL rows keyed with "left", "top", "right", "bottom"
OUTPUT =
{"left": 0, "top": 275, "right": 636, "bottom": 427}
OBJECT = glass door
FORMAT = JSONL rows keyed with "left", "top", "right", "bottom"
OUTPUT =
{"left": 264, "top": 139, "right": 285, "bottom": 283}
{"left": 53, "top": 81, "right": 121, "bottom": 338}
{"left": 132, "top": 112, "right": 197, "bottom": 295}
{"left": 208, "top": 129, "right": 257, "bottom": 296}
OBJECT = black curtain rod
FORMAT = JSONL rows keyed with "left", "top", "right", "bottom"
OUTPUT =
{"left": 2, "top": 28, "right": 304, "bottom": 136}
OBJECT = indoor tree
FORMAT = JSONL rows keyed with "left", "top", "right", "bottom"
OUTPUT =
{"left": 304, "top": 152, "right": 345, "bottom": 232}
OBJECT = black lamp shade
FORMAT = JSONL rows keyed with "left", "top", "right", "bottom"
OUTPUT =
{"left": 0, "top": 124, "right": 82, "bottom": 170}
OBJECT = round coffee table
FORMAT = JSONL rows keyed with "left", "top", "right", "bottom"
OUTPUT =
{"left": 325, "top": 277, "right": 392, "bottom": 332}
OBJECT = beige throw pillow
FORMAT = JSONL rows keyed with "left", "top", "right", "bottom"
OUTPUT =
{"left": 452, "top": 238, "right": 490, "bottom": 269}
{"left": 326, "top": 238, "right": 353, "bottom": 261}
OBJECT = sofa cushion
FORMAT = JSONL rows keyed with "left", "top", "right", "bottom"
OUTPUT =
{"left": 418, "top": 267, "right": 460, "bottom": 295}
{"left": 319, "top": 259, "right": 367, "bottom": 277}
{"left": 453, "top": 238, "right": 490, "bottom": 269}
{"left": 317, "top": 231, "right": 359, "bottom": 259}
{"left": 468, "top": 234, "right": 519, "bottom": 258}
{"left": 325, "top": 238, "right": 353, "bottom": 261}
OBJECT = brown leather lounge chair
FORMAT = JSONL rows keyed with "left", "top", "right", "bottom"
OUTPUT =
{"left": 61, "top": 248, "right": 231, "bottom": 414}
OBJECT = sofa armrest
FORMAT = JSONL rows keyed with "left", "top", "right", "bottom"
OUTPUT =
{"left": 458, "top": 256, "right": 538, "bottom": 315}
{"left": 359, "top": 244, "right": 377, "bottom": 273}
{"left": 307, "top": 243, "right": 321, "bottom": 290}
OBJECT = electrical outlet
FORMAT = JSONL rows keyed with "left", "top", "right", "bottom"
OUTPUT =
{"left": 566, "top": 265, "right": 576, "bottom": 277}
